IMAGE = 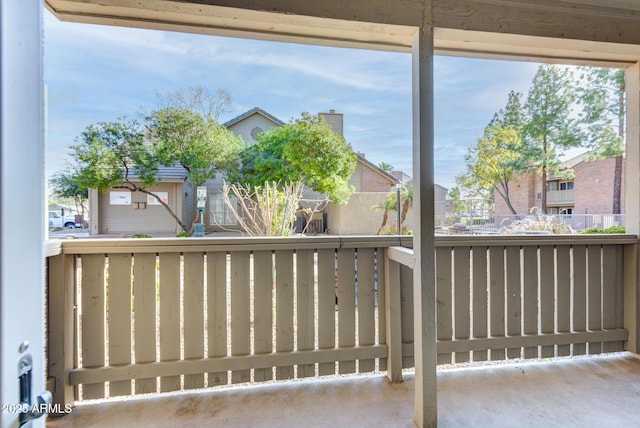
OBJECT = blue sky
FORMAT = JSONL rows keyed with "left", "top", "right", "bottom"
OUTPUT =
{"left": 43, "top": 11, "right": 540, "bottom": 191}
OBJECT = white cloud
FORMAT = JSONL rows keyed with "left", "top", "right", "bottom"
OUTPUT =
{"left": 43, "top": 11, "right": 549, "bottom": 191}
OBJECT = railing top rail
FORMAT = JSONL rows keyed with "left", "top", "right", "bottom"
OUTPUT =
{"left": 434, "top": 234, "right": 638, "bottom": 247}
{"left": 51, "top": 234, "right": 638, "bottom": 255}
{"left": 45, "top": 239, "right": 63, "bottom": 257}
{"left": 57, "top": 235, "right": 414, "bottom": 255}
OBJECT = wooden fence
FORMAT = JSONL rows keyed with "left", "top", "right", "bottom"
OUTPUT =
{"left": 47, "top": 235, "right": 636, "bottom": 410}
{"left": 387, "top": 235, "right": 634, "bottom": 368}
{"left": 46, "top": 236, "right": 411, "bottom": 408}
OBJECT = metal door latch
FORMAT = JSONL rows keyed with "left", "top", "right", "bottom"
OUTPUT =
{"left": 18, "top": 353, "right": 52, "bottom": 427}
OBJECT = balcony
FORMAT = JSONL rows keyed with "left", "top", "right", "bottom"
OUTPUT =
{"left": 45, "top": 234, "right": 640, "bottom": 426}
{"left": 546, "top": 189, "right": 575, "bottom": 206}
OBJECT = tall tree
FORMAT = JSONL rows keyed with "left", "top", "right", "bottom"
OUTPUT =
{"left": 156, "top": 86, "right": 233, "bottom": 120}
{"left": 228, "top": 112, "right": 357, "bottom": 204}
{"left": 523, "top": 64, "right": 583, "bottom": 213}
{"left": 457, "top": 123, "right": 525, "bottom": 215}
{"left": 490, "top": 90, "right": 526, "bottom": 129}
{"left": 447, "top": 187, "right": 468, "bottom": 215}
{"left": 147, "top": 107, "right": 245, "bottom": 233}
{"left": 577, "top": 67, "right": 625, "bottom": 214}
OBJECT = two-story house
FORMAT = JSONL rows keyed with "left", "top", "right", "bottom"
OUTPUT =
{"left": 89, "top": 108, "right": 401, "bottom": 235}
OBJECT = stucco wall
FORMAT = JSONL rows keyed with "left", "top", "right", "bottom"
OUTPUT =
{"left": 98, "top": 183, "right": 182, "bottom": 234}
{"left": 327, "top": 192, "right": 413, "bottom": 235}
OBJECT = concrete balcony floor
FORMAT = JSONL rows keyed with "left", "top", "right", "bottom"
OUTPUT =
{"left": 47, "top": 352, "right": 640, "bottom": 428}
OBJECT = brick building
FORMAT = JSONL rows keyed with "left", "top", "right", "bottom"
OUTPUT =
{"left": 494, "top": 153, "right": 626, "bottom": 216}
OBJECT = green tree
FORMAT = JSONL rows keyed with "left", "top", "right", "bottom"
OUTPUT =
{"left": 457, "top": 123, "right": 525, "bottom": 215}
{"left": 228, "top": 113, "right": 357, "bottom": 204}
{"left": 147, "top": 107, "right": 244, "bottom": 232}
{"left": 72, "top": 108, "right": 243, "bottom": 234}
{"left": 49, "top": 168, "right": 89, "bottom": 216}
{"left": 577, "top": 67, "right": 625, "bottom": 214}
{"left": 378, "top": 162, "right": 394, "bottom": 172}
{"left": 371, "top": 185, "right": 413, "bottom": 235}
{"left": 447, "top": 187, "right": 467, "bottom": 215}
{"left": 523, "top": 64, "right": 583, "bottom": 213}
{"left": 490, "top": 90, "right": 526, "bottom": 130}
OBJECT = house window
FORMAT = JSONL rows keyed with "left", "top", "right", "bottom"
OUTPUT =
{"left": 209, "top": 192, "right": 238, "bottom": 226}
{"left": 547, "top": 181, "right": 558, "bottom": 191}
{"left": 536, "top": 183, "right": 542, "bottom": 200}
{"left": 548, "top": 207, "right": 559, "bottom": 214}
{"left": 560, "top": 181, "right": 574, "bottom": 190}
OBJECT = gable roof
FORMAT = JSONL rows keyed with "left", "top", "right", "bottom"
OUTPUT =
{"left": 356, "top": 154, "right": 399, "bottom": 185}
{"left": 223, "top": 107, "right": 284, "bottom": 128}
{"left": 126, "top": 165, "right": 187, "bottom": 182}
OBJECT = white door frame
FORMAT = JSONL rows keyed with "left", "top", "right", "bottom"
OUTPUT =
{"left": 1, "top": 1, "right": 46, "bottom": 427}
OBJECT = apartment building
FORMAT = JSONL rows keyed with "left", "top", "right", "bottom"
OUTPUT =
{"left": 494, "top": 153, "right": 626, "bottom": 216}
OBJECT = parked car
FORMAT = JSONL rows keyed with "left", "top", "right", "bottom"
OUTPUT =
{"left": 48, "top": 211, "right": 79, "bottom": 229}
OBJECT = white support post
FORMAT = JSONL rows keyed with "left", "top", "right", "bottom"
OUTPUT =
{"left": 411, "top": 5, "right": 437, "bottom": 427}
{"left": 624, "top": 62, "right": 640, "bottom": 354}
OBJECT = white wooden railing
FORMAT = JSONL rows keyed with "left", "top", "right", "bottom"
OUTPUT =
{"left": 46, "top": 235, "right": 637, "bottom": 413}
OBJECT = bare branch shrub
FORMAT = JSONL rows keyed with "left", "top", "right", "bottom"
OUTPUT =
{"left": 221, "top": 181, "right": 328, "bottom": 236}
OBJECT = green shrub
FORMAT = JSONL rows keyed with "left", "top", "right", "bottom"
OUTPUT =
{"left": 131, "top": 233, "right": 152, "bottom": 238}
{"left": 580, "top": 226, "right": 626, "bottom": 234}
{"left": 176, "top": 230, "right": 189, "bottom": 238}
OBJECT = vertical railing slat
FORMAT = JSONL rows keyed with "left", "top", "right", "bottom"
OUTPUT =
{"left": 454, "top": 246, "right": 470, "bottom": 363}
{"left": 556, "top": 246, "right": 571, "bottom": 357}
{"left": 133, "top": 253, "right": 157, "bottom": 394}
{"left": 159, "top": 253, "right": 180, "bottom": 392}
{"left": 81, "top": 254, "right": 106, "bottom": 399}
{"left": 207, "top": 252, "right": 228, "bottom": 386}
{"left": 384, "top": 256, "right": 403, "bottom": 382}
{"left": 539, "top": 246, "right": 555, "bottom": 358}
{"left": 522, "top": 246, "right": 538, "bottom": 359}
{"left": 573, "top": 245, "right": 588, "bottom": 356}
{"left": 615, "top": 245, "right": 625, "bottom": 337}
{"left": 506, "top": 246, "right": 521, "bottom": 359}
{"left": 231, "top": 251, "right": 251, "bottom": 384}
{"left": 588, "top": 245, "right": 603, "bottom": 354}
{"left": 489, "top": 246, "right": 505, "bottom": 361}
{"left": 253, "top": 251, "right": 273, "bottom": 382}
{"left": 275, "top": 250, "right": 294, "bottom": 379}
{"left": 337, "top": 249, "right": 356, "bottom": 374}
{"left": 317, "top": 249, "right": 335, "bottom": 376}
{"left": 183, "top": 252, "right": 204, "bottom": 389}
{"left": 400, "top": 265, "right": 414, "bottom": 369}
{"left": 602, "top": 244, "right": 620, "bottom": 352}
{"left": 436, "top": 247, "right": 452, "bottom": 364}
{"left": 107, "top": 253, "right": 132, "bottom": 397}
{"left": 297, "top": 249, "right": 315, "bottom": 377}
{"left": 377, "top": 248, "right": 387, "bottom": 371}
{"left": 48, "top": 254, "right": 76, "bottom": 408}
{"left": 357, "top": 248, "right": 376, "bottom": 373}
{"left": 472, "top": 246, "right": 488, "bottom": 362}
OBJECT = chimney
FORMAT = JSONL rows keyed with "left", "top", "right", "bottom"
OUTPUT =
{"left": 318, "top": 110, "right": 343, "bottom": 137}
